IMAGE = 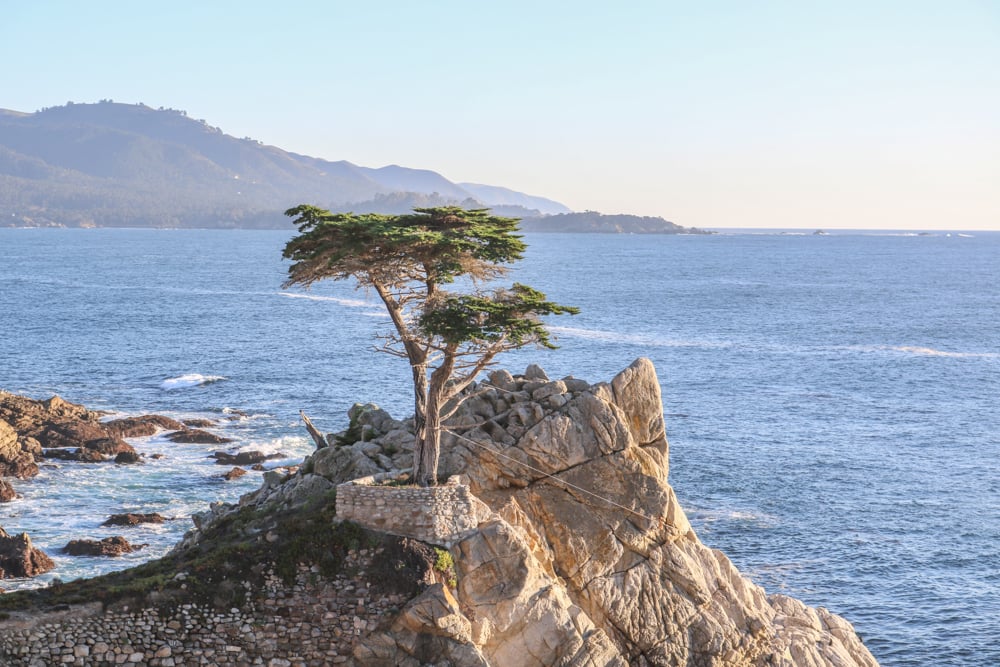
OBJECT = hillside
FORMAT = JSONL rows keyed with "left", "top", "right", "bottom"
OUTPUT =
{"left": 0, "top": 101, "right": 569, "bottom": 228}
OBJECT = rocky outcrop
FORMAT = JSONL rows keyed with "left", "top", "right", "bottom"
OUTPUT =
{"left": 63, "top": 536, "right": 146, "bottom": 557}
{"left": 0, "top": 479, "right": 15, "bottom": 502}
{"left": 0, "top": 418, "right": 37, "bottom": 478}
{"left": 102, "top": 513, "right": 166, "bottom": 527}
{"left": 212, "top": 449, "right": 281, "bottom": 465}
{"left": 104, "top": 415, "right": 185, "bottom": 438}
{"left": 0, "top": 526, "right": 54, "bottom": 578}
{"left": 221, "top": 467, "right": 247, "bottom": 480}
{"left": 167, "top": 429, "right": 233, "bottom": 444}
{"left": 0, "top": 391, "right": 181, "bottom": 470}
{"left": 293, "top": 358, "right": 878, "bottom": 667}
{"left": 0, "top": 361, "right": 877, "bottom": 665}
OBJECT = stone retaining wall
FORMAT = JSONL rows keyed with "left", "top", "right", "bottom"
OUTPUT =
{"left": 335, "top": 474, "right": 484, "bottom": 547}
{"left": 0, "top": 549, "right": 405, "bottom": 667}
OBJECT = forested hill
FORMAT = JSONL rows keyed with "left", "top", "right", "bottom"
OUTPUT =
{"left": 0, "top": 102, "right": 570, "bottom": 228}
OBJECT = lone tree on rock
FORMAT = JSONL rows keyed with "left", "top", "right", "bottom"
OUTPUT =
{"left": 282, "top": 205, "right": 578, "bottom": 486}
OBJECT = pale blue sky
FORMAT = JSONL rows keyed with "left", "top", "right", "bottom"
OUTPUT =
{"left": 3, "top": 1, "right": 998, "bottom": 229}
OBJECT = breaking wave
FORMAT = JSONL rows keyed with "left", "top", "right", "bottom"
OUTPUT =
{"left": 160, "top": 374, "right": 228, "bottom": 390}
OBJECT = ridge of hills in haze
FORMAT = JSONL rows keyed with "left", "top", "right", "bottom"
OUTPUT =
{"left": 0, "top": 101, "right": 700, "bottom": 233}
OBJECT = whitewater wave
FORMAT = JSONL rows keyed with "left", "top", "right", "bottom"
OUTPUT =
{"left": 548, "top": 326, "right": 731, "bottom": 349}
{"left": 160, "top": 374, "right": 227, "bottom": 390}
{"left": 279, "top": 292, "right": 370, "bottom": 307}
{"left": 842, "top": 345, "right": 999, "bottom": 359}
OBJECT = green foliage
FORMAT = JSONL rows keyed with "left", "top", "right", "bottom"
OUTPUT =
{"left": 282, "top": 205, "right": 526, "bottom": 289}
{"left": 433, "top": 548, "right": 458, "bottom": 589}
{"left": 282, "top": 204, "right": 577, "bottom": 485}
{"left": 420, "top": 283, "right": 579, "bottom": 348}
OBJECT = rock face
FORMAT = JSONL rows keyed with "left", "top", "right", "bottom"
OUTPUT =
{"left": 0, "top": 526, "right": 54, "bottom": 578}
{"left": 301, "top": 358, "right": 878, "bottom": 667}
{"left": 0, "top": 391, "right": 182, "bottom": 470}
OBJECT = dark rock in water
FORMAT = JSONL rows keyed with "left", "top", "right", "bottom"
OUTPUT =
{"left": 0, "top": 480, "right": 16, "bottom": 502}
{"left": 114, "top": 450, "right": 142, "bottom": 464}
{"left": 221, "top": 467, "right": 247, "bottom": 481}
{"left": 167, "top": 429, "right": 233, "bottom": 444}
{"left": 0, "top": 392, "right": 176, "bottom": 474}
{"left": 182, "top": 418, "right": 216, "bottom": 428}
{"left": 0, "top": 526, "right": 54, "bottom": 578}
{"left": 0, "top": 450, "right": 38, "bottom": 478}
{"left": 102, "top": 513, "right": 166, "bottom": 527}
{"left": 34, "top": 420, "right": 108, "bottom": 450}
{"left": 83, "top": 437, "right": 135, "bottom": 457}
{"left": 63, "top": 536, "right": 146, "bottom": 557}
{"left": 213, "top": 450, "right": 282, "bottom": 466}
{"left": 104, "top": 415, "right": 185, "bottom": 438}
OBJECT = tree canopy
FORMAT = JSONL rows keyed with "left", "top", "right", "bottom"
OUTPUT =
{"left": 283, "top": 205, "right": 578, "bottom": 485}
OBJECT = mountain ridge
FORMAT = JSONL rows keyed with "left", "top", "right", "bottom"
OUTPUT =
{"left": 0, "top": 101, "right": 699, "bottom": 233}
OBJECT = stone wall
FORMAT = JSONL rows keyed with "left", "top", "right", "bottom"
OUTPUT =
{"left": 334, "top": 474, "right": 487, "bottom": 547}
{"left": 0, "top": 549, "right": 404, "bottom": 667}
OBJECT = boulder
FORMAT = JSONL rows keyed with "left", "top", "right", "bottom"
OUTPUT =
{"left": 63, "top": 536, "right": 145, "bottom": 557}
{"left": 168, "top": 429, "right": 233, "bottom": 444}
{"left": 114, "top": 450, "right": 142, "bottom": 464}
{"left": 102, "top": 513, "right": 166, "bottom": 527}
{"left": 213, "top": 450, "right": 281, "bottom": 466}
{"left": 0, "top": 480, "right": 16, "bottom": 502}
{"left": 221, "top": 467, "right": 247, "bottom": 481}
{"left": 0, "top": 526, "right": 54, "bottom": 578}
{"left": 103, "top": 415, "right": 185, "bottom": 438}
{"left": 0, "top": 419, "right": 19, "bottom": 460}
{"left": 0, "top": 419, "right": 38, "bottom": 478}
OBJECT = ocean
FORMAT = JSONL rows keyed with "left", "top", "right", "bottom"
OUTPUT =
{"left": 1, "top": 228, "right": 997, "bottom": 666}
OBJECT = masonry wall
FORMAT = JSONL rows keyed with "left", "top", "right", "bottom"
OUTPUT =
{"left": 0, "top": 549, "right": 406, "bottom": 667}
{"left": 335, "top": 476, "right": 482, "bottom": 547}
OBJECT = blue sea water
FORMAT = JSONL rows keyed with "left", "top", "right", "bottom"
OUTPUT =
{"left": 1, "top": 228, "right": 998, "bottom": 666}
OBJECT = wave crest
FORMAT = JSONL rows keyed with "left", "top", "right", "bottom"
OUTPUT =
{"left": 161, "top": 374, "right": 227, "bottom": 390}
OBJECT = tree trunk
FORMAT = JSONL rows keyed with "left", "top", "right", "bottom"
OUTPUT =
{"left": 418, "top": 388, "right": 443, "bottom": 487}
{"left": 415, "top": 350, "right": 456, "bottom": 486}
{"left": 411, "top": 362, "right": 431, "bottom": 484}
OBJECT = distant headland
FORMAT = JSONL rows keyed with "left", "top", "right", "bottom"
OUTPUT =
{"left": 0, "top": 101, "right": 704, "bottom": 233}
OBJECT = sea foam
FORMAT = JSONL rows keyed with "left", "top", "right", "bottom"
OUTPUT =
{"left": 160, "top": 374, "right": 227, "bottom": 390}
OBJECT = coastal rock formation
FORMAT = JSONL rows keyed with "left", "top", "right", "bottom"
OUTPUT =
{"left": 167, "top": 428, "right": 233, "bottom": 444}
{"left": 0, "top": 418, "right": 38, "bottom": 478}
{"left": 301, "top": 358, "right": 878, "bottom": 666}
{"left": 0, "top": 526, "right": 54, "bottom": 579}
{"left": 0, "top": 391, "right": 181, "bottom": 471}
{"left": 0, "top": 361, "right": 878, "bottom": 665}
{"left": 102, "top": 513, "right": 166, "bottom": 527}
{"left": 63, "top": 536, "right": 146, "bottom": 557}
{"left": 104, "top": 415, "right": 185, "bottom": 438}
{"left": 0, "top": 479, "right": 16, "bottom": 502}
{"left": 212, "top": 450, "right": 281, "bottom": 465}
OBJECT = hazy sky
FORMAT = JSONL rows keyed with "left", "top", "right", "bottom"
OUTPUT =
{"left": 3, "top": 1, "right": 998, "bottom": 229}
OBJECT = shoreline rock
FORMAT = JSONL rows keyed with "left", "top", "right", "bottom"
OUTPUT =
{"left": 101, "top": 513, "right": 167, "bottom": 527}
{"left": 0, "top": 526, "right": 54, "bottom": 579}
{"left": 63, "top": 536, "right": 146, "bottom": 557}
{"left": 0, "top": 391, "right": 184, "bottom": 474}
